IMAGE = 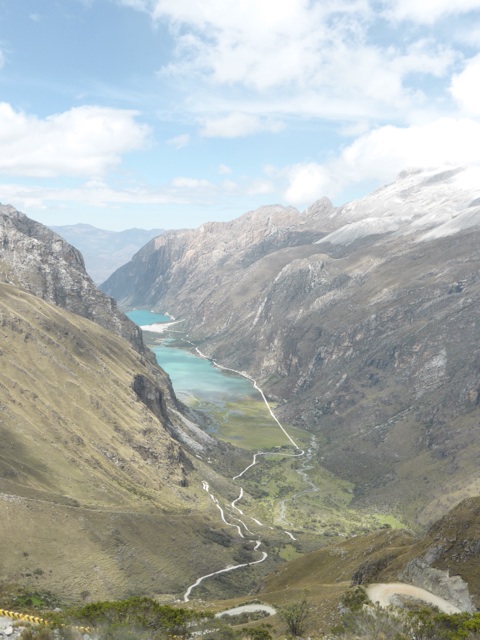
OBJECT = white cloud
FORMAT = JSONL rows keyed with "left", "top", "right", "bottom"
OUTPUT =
{"left": 387, "top": 0, "right": 480, "bottom": 23}
{"left": 218, "top": 164, "right": 231, "bottom": 174}
{"left": 125, "top": 0, "right": 458, "bottom": 126}
{"left": 391, "top": 39, "right": 456, "bottom": 78}
{"left": 283, "top": 118, "right": 480, "bottom": 205}
{"left": 284, "top": 163, "right": 331, "bottom": 204}
{"left": 167, "top": 133, "right": 190, "bottom": 148}
{"left": 0, "top": 103, "right": 150, "bottom": 178}
{"left": 0, "top": 179, "right": 212, "bottom": 214}
{"left": 450, "top": 54, "right": 480, "bottom": 115}
{"left": 200, "top": 113, "right": 284, "bottom": 138}
{"left": 341, "top": 118, "right": 480, "bottom": 175}
{"left": 0, "top": 172, "right": 275, "bottom": 217}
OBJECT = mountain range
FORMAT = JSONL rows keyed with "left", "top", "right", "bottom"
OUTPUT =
{"left": 50, "top": 223, "right": 164, "bottom": 284}
{"left": 2, "top": 167, "right": 480, "bottom": 626}
{"left": 102, "top": 166, "right": 480, "bottom": 528}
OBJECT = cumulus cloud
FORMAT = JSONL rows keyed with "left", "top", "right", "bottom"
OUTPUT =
{"left": 284, "top": 163, "right": 331, "bottom": 204}
{"left": 283, "top": 118, "right": 480, "bottom": 205}
{"left": 450, "top": 54, "right": 480, "bottom": 115}
{"left": 121, "top": 0, "right": 457, "bottom": 125}
{"left": 0, "top": 103, "right": 150, "bottom": 178}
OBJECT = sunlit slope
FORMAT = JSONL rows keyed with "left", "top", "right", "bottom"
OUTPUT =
{"left": 255, "top": 528, "right": 414, "bottom": 633}
{"left": 0, "top": 283, "right": 239, "bottom": 601}
{"left": 0, "top": 283, "right": 190, "bottom": 505}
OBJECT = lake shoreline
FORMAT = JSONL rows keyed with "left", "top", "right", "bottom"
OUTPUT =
{"left": 140, "top": 320, "right": 183, "bottom": 333}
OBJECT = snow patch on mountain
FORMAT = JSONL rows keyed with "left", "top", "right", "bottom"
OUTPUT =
{"left": 315, "top": 166, "right": 480, "bottom": 246}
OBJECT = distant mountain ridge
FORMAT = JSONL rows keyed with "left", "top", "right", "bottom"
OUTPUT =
{"left": 50, "top": 222, "right": 164, "bottom": 284}
{"left": 102, "top": 166, "right": 480, "bottom": 527}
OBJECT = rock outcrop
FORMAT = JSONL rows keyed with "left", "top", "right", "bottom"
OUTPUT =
{"left": 0, "top": 204, "right": 144, "bottom": 353}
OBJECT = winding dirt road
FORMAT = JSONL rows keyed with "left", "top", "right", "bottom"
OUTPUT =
{"left": 366, "top": 583, "right": 461, "bottom": 614}
{"left": 182, "top": 341, "right": 306, "bottom": 601}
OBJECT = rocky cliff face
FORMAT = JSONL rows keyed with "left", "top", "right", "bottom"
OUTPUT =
{"left": 0, "top": 204, "right": 234, "bottom": 456}
{"left": 0, "top": 204, "right": 145, "bottom": 354}
{"left": 102, "top": 167, "right": 480, "bottom": 525}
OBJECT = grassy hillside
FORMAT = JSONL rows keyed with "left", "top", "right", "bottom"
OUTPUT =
{"left": 0, "top": 283, "right": 260, "bottom": 602}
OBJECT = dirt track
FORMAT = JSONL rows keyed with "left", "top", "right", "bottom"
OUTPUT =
{"left": 366, "top": 583, "right": 461, "bottom": 614}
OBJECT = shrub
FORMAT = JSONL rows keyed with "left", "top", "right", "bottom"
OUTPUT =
{"left": 279, "top": 595, "right": 311, "bottom": 637}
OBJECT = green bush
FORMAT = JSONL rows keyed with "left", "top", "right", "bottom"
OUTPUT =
{"left": 53, "top": 596, "right": 212, "bottom": 639}
{"left": 279, "top": 595, "right": 311, "bottom": 637}
{"left": 340, "top": 586, "right": 369, "bottom": 612}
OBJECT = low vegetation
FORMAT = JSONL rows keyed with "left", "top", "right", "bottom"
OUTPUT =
{"left": 6, "top": 596, "right": 276, "bottom": 640}
{"left": 331, "top": 604, "right": 480, "bottom": 640}
{"left": 278, "top": 593, "right": 311, "bottom": 637}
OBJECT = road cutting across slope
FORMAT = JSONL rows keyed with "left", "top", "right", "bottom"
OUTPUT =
{"left": 366, "top": 583, "right": 462, "bottom": 614}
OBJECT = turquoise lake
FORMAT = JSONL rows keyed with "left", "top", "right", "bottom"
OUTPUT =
{"left": 126, "top": 310, "right": 256, "bottom": 405}
{"left": 126, "top": 309, "right": 171, "bottom": 326}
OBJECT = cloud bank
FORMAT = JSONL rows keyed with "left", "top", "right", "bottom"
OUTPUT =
{"left": 0, "top": 104, "right": 150, "bottom": 177}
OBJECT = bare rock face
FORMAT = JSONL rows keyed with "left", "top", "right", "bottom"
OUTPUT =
{"left": 0, "top": 204, "right": 144, "bottom": 353}
{"left": 385, "top": 496, "right": 480, "bottom": 610}
{"left": 101, "top": 167, "right": 480, "bottom": 525}
{"left": 400, "top": 559, "right": 474, "bottom": 612}
{"left": 0, "top": 204, "right": 192, "bottom": 437}
{"left": 101, "top": 201, "right": 334, "bottom": 310}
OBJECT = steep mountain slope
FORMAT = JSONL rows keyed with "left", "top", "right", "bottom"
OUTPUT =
{"left": 0, "top": 282, "right": 216, "bottom": 601}
{"left": 102, "top": 167, "right": 480, "bottom": 526}
{"left": 50, "top": 223, "right": 164, "bottom": 284}
{"left": 0, "top": 207, "right": 258, "bottom": 603}
{"left": 101, "top": 200, "right": 334, "bottom": 310}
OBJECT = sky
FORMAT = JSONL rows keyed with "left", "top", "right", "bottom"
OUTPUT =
{"left": 0, "top": 0, "right": 480, "bottom": 231}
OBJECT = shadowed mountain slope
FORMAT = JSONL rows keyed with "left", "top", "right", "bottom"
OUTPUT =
{"left": 0, "top": 282, "right": 248, "bottom": 602}
{"left": 0, "top": 207, "right": 257, "bottom": 603}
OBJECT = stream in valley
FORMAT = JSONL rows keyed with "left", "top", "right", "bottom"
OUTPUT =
{"left": 127, "top": 310, "right": 312, "bottom": 600}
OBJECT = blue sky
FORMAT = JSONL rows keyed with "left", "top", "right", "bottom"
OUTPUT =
{"left": 0, "top": 0, "right": 480, "bottom": 231}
